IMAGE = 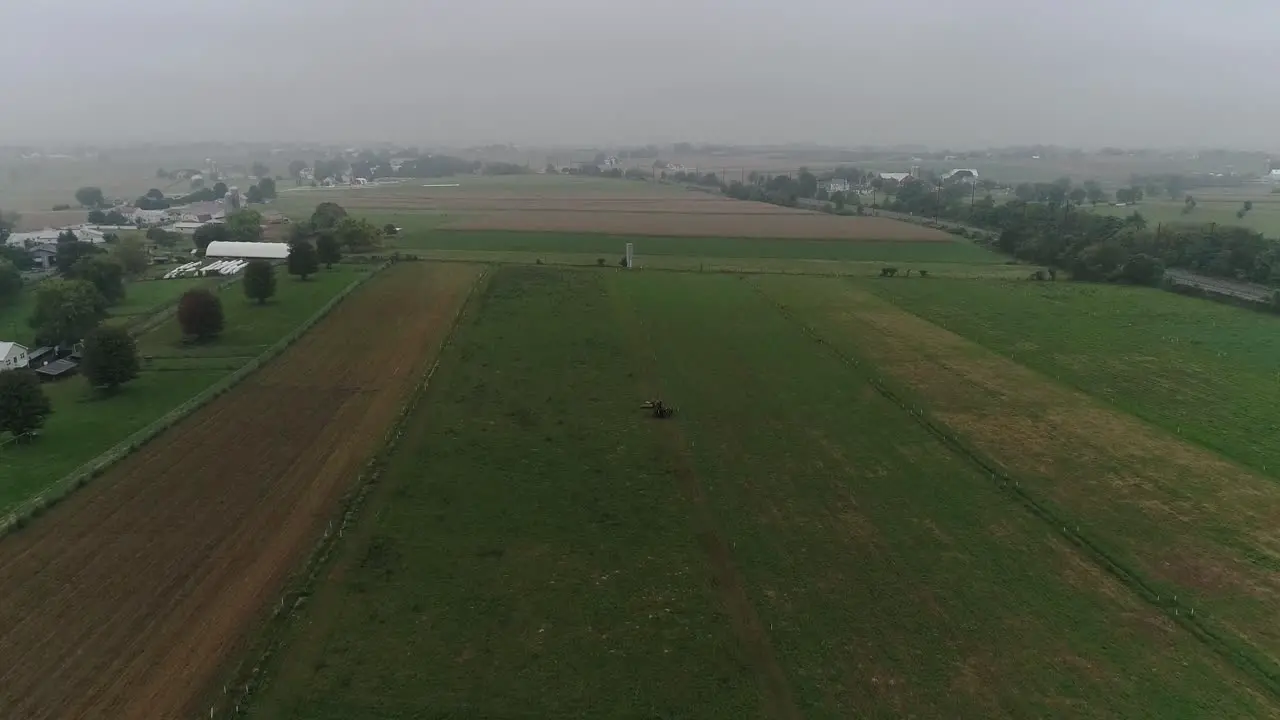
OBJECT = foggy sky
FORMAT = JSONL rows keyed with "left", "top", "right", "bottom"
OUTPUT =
{"left": 3, "top": 0, "right": 1279, "bottom": 149}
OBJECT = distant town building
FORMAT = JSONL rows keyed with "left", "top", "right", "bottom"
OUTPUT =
{"left": 821, "top": 178, "right": 852, "bottom": 194}
{"left": 877, "top": 172, "right": 912, "bottom": 183}
{"left": 4, "top": 227, "right": 105, "bottom": 247}
{"left": 942, "top": 169, "right": 980, "bottom": 183}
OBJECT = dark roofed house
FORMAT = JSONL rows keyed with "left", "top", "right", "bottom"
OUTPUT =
{"left": 35, "top": 358, "right": 79, "bottom": 382}
{"left": 28, "top": 244, "right": 57, "bottom": 270}
{"left": 25, "top": 346, "right": 56, "bottom": 369}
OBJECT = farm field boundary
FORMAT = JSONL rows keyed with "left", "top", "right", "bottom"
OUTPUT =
{"left": 413, "top": 250, "right": 1021, "bottom": 279}
{"left": 0, "top": 263, "right": 388, "bottom": 541}
{"left": 214, "top": 266, "right": 490, "bottom": 718}
{"left": 749, "top": 277, "right": 1280, "bottom": 701}
{"left": 395, "top": 230, "right": 1000, "bottom": 264}
{"left": 0, "top": 262, "right": 482, "bottom": 719}
{"left": 443, "top": 210, "right": 955, "bottom": 240}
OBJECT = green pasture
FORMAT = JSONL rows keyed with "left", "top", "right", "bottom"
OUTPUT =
{"left": 247, "top": 266, "right": 1270, "bottom": 718}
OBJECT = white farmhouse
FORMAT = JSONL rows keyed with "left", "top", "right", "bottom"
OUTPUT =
{"left": 0, "top": 342, "right": 29, "bottom": 372}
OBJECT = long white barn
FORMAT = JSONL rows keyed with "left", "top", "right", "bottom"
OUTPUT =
{"left": 204, "top": 241, "right": 289, "bottom": 259}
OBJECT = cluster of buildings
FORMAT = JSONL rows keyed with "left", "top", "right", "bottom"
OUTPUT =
{"left": 2, "top": 190, "right": 278, "bottom": 272}
{"left": 3, "top": 226, "right": 107, "bottom": 270}
{"left": 0, "top": 341, "right": 80, "bottom": 381}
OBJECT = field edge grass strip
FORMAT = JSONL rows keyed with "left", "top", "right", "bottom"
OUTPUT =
{"left": 0, "top": 263, "right": 392, "bottom": 541}
{"left": 212, "top": 267, "right": 490, "bottom": 719}
{"left": 750, "top": 281, "right": 1280, "bottom": 702}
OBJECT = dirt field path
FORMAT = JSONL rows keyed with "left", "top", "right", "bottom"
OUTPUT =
{"left": 0, "top": 262, "right": 481, "bottom": 720}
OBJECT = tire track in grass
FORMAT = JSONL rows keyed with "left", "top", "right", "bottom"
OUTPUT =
{"left": 610, "top": 277, "right": 802, "bottom": 720}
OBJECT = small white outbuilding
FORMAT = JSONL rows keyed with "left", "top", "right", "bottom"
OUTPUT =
{"left": 204, "top": 241, "right": 290, "bottom": 260}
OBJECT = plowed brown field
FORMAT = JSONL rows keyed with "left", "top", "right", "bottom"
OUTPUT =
{"left": 444, "top": 209, "right": 953, "bottom": 240}
{"left": 0, "top": 262, "right": 481, "bottom": 719}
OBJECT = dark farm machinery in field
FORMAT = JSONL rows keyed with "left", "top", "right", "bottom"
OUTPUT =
{"left": 642, "top": 399, "right": 675, "bottom": 419}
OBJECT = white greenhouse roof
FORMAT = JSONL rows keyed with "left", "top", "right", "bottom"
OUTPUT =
{"left": 204, "top": 241, "right": 289, "bottom": 259}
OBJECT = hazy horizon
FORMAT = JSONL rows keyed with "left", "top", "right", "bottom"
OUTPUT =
{"left": 3, "top": 0, "right": 1279, "bottom": 150}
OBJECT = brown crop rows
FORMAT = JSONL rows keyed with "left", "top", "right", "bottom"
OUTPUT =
{"left": 444, "top": 210, "right": 954, "bottom": 241}
{"left": 0, "top": 262, "right": 482, "bottom": 719}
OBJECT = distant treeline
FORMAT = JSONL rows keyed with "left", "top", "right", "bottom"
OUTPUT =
{"left": 689, "top": 167, "right": 1280, "bottom": 287}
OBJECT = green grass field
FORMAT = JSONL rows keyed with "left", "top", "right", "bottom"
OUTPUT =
{"left": 135, "top": 266, "right": 365, "bottom": 360}
{"left": 0, "top": 274, "right": 215, "bottom": 346}
{"left": 246, "top": 267, "right": 1271, "bottom": 718}
{"left": 0, "top": 265, "right": 371, "bottom": 514}
{"left": 1090, "top": 198, "right": 1280, "bottom": 236}
{"left": 395, "top": 229, "right": 1004, "bottom": 265}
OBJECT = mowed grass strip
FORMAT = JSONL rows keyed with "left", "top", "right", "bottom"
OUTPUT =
{"left": 0, "top": 265, "right": 372, "bottom": 514}
{"left": 394, "top": 229, "right": 1002, "bottom": 264}
{"left": 251, "top": 267, "right": 1270, "bottom": 718}
{"left": 248, "top": 266, "right": 760, "bottom": 720}
{"left": 751, "top": 275, "right": 1280, "bottom": 697}
{"left": 864, "top": 278, "right": 1280, "bottom": 479}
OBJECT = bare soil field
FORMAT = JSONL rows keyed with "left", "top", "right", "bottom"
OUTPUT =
{"left": 14, "top": 208, "right": 92, "bottom": 231}
{"left": 0, "top": 262, "right": 481, "bottom": 720}
{"left": 332, "top": 195, "right": 803, "bottom": 215}
{"left": 445, "top": 209, "right": 954, "bottom": 240}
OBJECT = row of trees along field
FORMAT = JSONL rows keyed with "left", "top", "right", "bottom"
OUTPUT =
{"left": 77, "top": 175, "right": 279, "bottom": 218}
{"left": 698, "top": 167, "right": 1280, "bottom": 287}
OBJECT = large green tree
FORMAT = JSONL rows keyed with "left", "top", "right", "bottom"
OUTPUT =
{"left": 81, "top": 325, "right": 140, "bottom": 393}
{"left": 114, "top": 236, "right": 150, "bottom": 275}
{"left": 0, "top": 246, "right": 33, "bottom": 271}
{"left": 242, "top": 260, "right": 276, "bottom": 304}
{"left": 192, "top": 223, "right": 230, "bottom": 255}
{"left": 29, "top": 279, "right": 108, "bottom": 347}
{"left": 55, "top": 236, "right": 103, "bottom": 276}
{"left": 225, "top": 210, "right": 263, "bottom": 242}
{"left": 310, "top": 202, "right": 348, "bottom": 230}
{"left": 177, "top": 288, "right": 224, "bottom": 339}
{"left": 258, "top": 177, "right": 277, "bottom": 199}
{"left": 0, "top": 371, "right": 51, "bottom": 439}
{"left": 287, "top": 239, "right": 319, "bottom": 281}
{"left": 75, "top": 186, "right": 105, "bottom": 208}
{"left": 334, "top": 216, "right": 381, "bottom": 252}
{"left": 0, "top": 259, "right": 21, "bottom": 304}
{"left": 70, "top": 256, "right": 125, "bottom": 305}
{"left": 316, "top": 232, "right": 342, "bottom": 269}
